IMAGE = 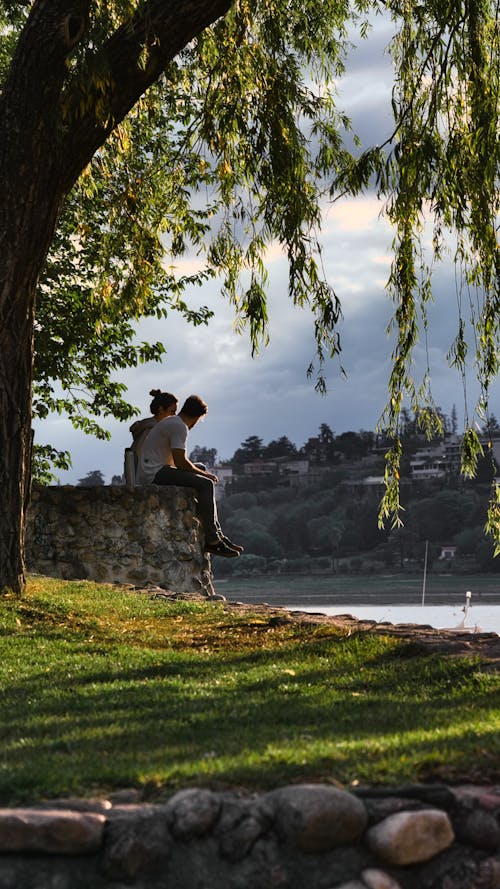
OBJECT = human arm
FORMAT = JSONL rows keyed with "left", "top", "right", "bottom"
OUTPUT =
{"left": 171, "top": 449, "right": 218, "bottom": 482}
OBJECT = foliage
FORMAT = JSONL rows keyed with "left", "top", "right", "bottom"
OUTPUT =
{"left": 189, "top": 445, "right": 218, "bottom": 466}
{"left": 1, "top": 576, "right": 499, "bottom": 803}
{"left": 262, "top": 436, "right": 298, "bottom": 459}
{"left": 1, "top": 0, "right": 498, "bottom": 545}
{"left": 77, "top": 469, "right": 106, "bottom": 487}
{"left": 16, "top": 0, "right": 373, "bottom": 444}
{"left": 216, "top": 442, "right": 498, "bottom": 569}
{"left": 33, "top": 82, "right": 216, "bottom": 437}
{"left": 338, "top": 0, "right": 500, "bottom": 545}
{"left": 31, "top": 446, "right": 72, "bottom": 486}
{"left": 335, "top": 429, "right": 374, "bottom": 459}
{"left": 218, "top": 475, "right": 388, "bottom": 561}
{"left": 232, "top": 435, "right": 265, "bottom": 463}
{"left": 302, "top": 423, "right": 338, "bottom": 463}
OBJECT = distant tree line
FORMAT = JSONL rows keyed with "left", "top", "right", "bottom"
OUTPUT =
{"left": 209, "top": 406, "right": 500, "bottom": 578}
{"left": 214, "top": 473, "right": 500, "bottom": 580}
{"left": 192, "top": 406, "right": 500, "bottom": 471}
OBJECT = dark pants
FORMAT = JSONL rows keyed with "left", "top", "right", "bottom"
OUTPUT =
{"left": 153, "top": 467, "right": 219, "bottom": 541}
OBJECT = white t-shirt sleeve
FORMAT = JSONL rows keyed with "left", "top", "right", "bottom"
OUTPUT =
{"left": 168, "top": 418, "right": 188, "bottom": 451}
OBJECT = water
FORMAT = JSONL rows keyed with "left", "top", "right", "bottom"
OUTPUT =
{"left": 283, "top": 603, "right": 500, "bottom": 635}
{"left": 219, "top": 574, "right": 500, "bottom": 634}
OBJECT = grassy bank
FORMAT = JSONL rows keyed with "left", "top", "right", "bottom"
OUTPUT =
{"left": 0, "top": 576, "right": 499, "bottom": 804}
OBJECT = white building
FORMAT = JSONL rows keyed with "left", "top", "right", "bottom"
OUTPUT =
{"left": 213, "top": 465, "right": 233, "bottom": 500}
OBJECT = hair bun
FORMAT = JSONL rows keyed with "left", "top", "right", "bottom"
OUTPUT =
{"left": 149, "top": 388, "right": 161, "bottom": 396}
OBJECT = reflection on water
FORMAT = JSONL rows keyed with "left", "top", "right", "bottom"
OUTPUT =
{"left": 284, "top": 604, "right": 500, "bottom": 635}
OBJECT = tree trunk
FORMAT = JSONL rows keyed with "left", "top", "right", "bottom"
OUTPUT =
{"left": 0, "top": 169, "right": 64, "bottom": 593}
{"left": 0, "top": 279, "right": 36, "bottom": 595}
{"left": 0, "top": 0, "right": 85, "bottom": 593}
{"left": 0, "top": 0, "right": 232, "bottom": 593}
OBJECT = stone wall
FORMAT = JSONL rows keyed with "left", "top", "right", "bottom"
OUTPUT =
{"left": 26, "top": 484, "right": 214, "bottom": 596}
{"left": 0, "top": 783, "right": 499, "bottom": 888}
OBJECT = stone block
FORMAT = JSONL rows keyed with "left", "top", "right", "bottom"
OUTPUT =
{"left": 366, "top": 808, "right": 454, "bottom": 865}
{"left": 168, "top": 788, "right": 221, "bottom": 840}
{"left": 0, "top": 809, "right": 105, "bottom": 855}
{"left": 103, "top": 807, "right": 172, "bottom": 880}
{"left": 456, "top": 809, "right": 500, "bottom": 851}
{"left": 266, "top": 784, "right": 368, "bottom": 853}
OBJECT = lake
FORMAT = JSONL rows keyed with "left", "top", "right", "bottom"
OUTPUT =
{"left": 283, "top": 604, "right": 500, "bottom": 634}
{"left": 216, "top": 573, "right": 500, "bottom": 635}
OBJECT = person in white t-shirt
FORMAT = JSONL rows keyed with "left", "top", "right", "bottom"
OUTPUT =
{"left": 137, "top": 394, "right": 242, "bottom": 558}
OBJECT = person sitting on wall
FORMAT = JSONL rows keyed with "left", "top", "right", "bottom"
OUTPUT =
{"left": 136, "top": 394, "right": 243, "bottom": 558}
{"left": 129, "top": 389, "right": 178, "bottom": 470}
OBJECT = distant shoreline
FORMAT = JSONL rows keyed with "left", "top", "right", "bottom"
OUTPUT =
{"left": 214, "top": 571, "right": 500, "bottom": 607}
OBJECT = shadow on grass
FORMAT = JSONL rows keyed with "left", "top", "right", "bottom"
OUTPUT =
{"left": 1, "top": 626, "right": 499, "bottom": 803}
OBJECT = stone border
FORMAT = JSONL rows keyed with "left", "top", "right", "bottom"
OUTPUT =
{"left": 0, "top": 783, "right": 499, "bottom": 888}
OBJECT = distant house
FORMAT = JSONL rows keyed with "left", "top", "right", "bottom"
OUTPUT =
{"left": 340, "top": 476, "right": 387, "bottom": 496}
{"left": 443, "top": 435, "right": 462, "bottom": 474}
{"left": 241, "top": 458, "right": 310, "bottom": 485}
{"left": 213, "top": 465, "right": 233, "bottom": 500}
{"left": 411, "top": 432, "right": 500, "bottom": 480}
{"left": 277, "top": 458, "right": 308, "bottom": 473}
{"left": 410, "top": 445, "right": 447, "bottom": 479}
{"left": 439, "top": 545, "right": 457, "bottom": 560}
{"left": 243, "top": 460, "right": 278, "bottom": 477}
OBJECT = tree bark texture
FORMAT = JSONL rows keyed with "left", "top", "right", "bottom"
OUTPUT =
{"left": 0, "top": 0, "right": 231, "bottom": 592}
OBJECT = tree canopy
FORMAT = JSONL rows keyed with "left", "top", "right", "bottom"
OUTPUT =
{"left": 0, "top": 0, "right": 499, "bottom": 592}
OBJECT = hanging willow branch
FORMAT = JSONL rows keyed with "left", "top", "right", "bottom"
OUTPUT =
{"left": 337, "top": 0, "right": 500, "bottom": 548}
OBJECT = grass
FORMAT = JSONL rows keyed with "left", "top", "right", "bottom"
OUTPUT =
{"left": 0, "top": 575, "right": 499, "bottom": 804}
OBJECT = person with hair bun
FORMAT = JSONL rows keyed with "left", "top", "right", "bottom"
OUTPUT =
{"left": 129, "top": 389, "right": 178, "bottom": 469}
{"left": 137, "top": 394, "right": 242, "bottom": 558}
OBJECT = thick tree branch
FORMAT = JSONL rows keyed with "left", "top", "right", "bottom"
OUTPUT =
{"left": 0, "top": 1, "right": 90, "bottom": 129}
{"left": 58, "top": 0, "right": 233, "bottom": 193}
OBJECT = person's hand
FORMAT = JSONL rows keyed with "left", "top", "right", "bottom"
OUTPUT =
{"left": 207, "top": 472, "right": 218, "bottom": 483}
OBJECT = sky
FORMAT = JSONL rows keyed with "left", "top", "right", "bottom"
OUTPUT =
{"left": 33, "top": 17, "right": 499, "bottom": 484}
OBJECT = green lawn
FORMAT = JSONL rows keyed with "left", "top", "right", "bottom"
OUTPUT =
{"left": 0, "top": 576, "right": 498, "bottom": 804}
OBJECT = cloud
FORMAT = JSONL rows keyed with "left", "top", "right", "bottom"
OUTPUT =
{"left": 325, "top": 196, "right": 384, "bottom": 234}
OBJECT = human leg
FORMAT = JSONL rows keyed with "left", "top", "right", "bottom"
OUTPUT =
{"left": 154, "top": 466, "right": 235, "bottom": 545}
{"left": 190, "top": 464, "right": 244, "bottom": 549}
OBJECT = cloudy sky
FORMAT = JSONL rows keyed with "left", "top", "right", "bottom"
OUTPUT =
{"left": 33, "top": 16, "right": 499, "bottom": 484}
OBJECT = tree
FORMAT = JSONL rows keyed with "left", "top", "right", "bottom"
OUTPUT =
{"left": 485, "top": 414, "right": 500, "bottom": 434}
{"left": 1, "top": 0, "right": 499, "bottom": 593}
{"left": 360, "top": 4, "right": 500, "bottom": 539}
{"left": 262, "top": 436, "right": 298, "bottom": 459}
{"left": 78, "top": 470, "right": 105, "bottom": 487}
{"left": 335, "top": 430, "right": 373, "bottom": 460}
{"left": 0, "top": 0, "right": 350, "bottom": 592}
{"left": 318, "top": 423, "right": 337, "bottom": 463}
{"left": 232, "top": 436, "right": 265, "bottom": 464}
{"left": 1, "top": 0, "right": 234, "bottom": 592}
{"left": 301, "top": 423, "right": 337, "bottom": 463}
{"left": 189, "top": 446, "right": 218, "bottom": 467}
{"left": 450, "top": 404, "right": 458, "bottom": 436}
